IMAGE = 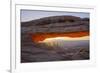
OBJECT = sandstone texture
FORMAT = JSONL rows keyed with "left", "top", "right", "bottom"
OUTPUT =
{"left": 21, "top": 16, "right": 89, "bottom": 33}
{"left": 21, "top": 15, "right": 89, "bottom": 63}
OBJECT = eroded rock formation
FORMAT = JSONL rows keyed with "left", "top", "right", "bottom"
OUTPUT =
{"left": 21, "top": 16, "right": 89, "bottom": 33}
{"left": 21, "top": 15, "right": 89, "bottom": 63}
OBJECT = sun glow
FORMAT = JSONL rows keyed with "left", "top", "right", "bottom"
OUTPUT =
{"left": 39, "top": 36, "right": 89, "bottom": 43}
{"left": 32, "top": 31, "right": 89, "bottom": 42}
{"left": 37, "top": 36, "right": 89, "bottom": 47}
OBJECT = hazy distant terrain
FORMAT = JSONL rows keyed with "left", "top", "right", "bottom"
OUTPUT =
{"left": 40, "top": 40, "right": 89, "bottom": 49}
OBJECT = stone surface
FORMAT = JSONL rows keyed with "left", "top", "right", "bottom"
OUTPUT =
{"left": 21, "top": 16, "right": 89, "bottom": 33}
{"left": 21, "top": 15, "right": 89, "bottom": 63}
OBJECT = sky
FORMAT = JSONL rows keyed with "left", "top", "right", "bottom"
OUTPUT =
{"left": 21, "top": 10, "right": 90, "bottom": 22}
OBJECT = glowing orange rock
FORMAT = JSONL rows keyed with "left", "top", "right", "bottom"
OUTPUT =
{"left": 32, "top": 31, "right": 89, "bottom": 42}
